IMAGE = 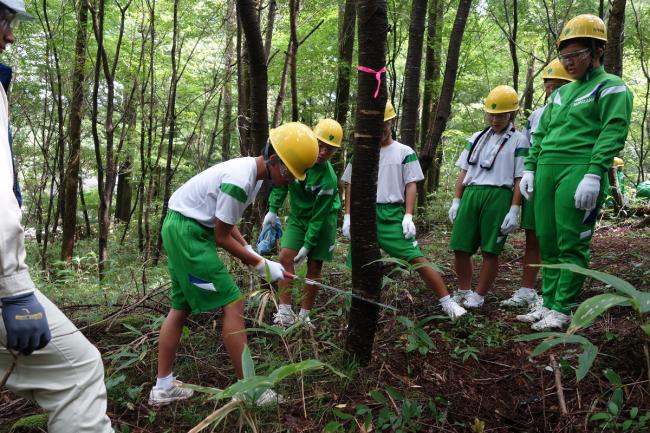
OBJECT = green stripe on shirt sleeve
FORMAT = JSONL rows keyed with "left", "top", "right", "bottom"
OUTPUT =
{"left": 219, "top": 182, "right": 248, "bottom": 203}
{"left": 515, "top": 147, "right": 529, "bottom": 157}
{"left": 402, "top": 153, "right": 418, "bottom": 164}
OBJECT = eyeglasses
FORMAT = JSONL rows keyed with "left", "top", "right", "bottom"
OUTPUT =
{"left": 558, "top": 48, "right": 591, "bottom": 64}
{"left": 485, "top": 112, "right": 511, "bottom": 121}
{"left": 318, "top": 142, "right": 337, "bottom": 155}
{"left": 278, "top": 162, "right": 294, "bottom": 180}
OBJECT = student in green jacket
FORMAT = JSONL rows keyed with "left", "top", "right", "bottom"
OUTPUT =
{"left": 518, "top": 14, "right": 633, "bottom": 330}
{"left": 264, "top": 119, "right": 343, "bottom": 326}
{"left": 502, "top": 59, "right": 573, "bottom": 309}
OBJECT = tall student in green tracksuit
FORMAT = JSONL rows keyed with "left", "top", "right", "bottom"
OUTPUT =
{"left": 148, "top": 122, "right": 318, "bottom": 406}
{"left": 263, "top": 119, "right": 343, "bottom": 326}
{"left": 449, "top": 85, "right": 529, "bottom": 309}
{"left": 342, "top": 102, "right": 467, "bottom": 320}
{"left": 502, "top": 59, "right": 574, "bottom": 309}
{"left": 518, "top": 14, "right": 633, "bottom": 330}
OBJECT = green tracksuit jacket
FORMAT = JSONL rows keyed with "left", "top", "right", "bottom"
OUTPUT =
{"left": 524, "top": 66, "right": 632, "bottom": 314}
{"left": 268, "top": 161, "right": 341, "bottom": 251}
{"left": 525, "top": 66, "right": 632, "bottom": 176}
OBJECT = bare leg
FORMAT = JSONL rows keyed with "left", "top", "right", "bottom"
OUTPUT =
{"left": 301, "top": 259, "right": 324, "bottom": 310}
{"left": 222, "top": 300, "right": 248, "bottom": 379}
{"left": 476, "top": 252, "right": 499, "bottom": 296}
{"left": 411, "top": 256, "right": 449, "bottom": 299}
{"left": 454, "top": 251, "right": 473, "bottom": 290}
{"left": 157, "top": 308, "right": 190, "bottom": 378}
{"left": 522, "top": 229, "right": 540, "bottom": 289}
{"left": 278, "top": 248, "right": 298, "bottom": 305}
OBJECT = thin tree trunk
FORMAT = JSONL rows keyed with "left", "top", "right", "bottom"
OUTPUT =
{"left": 78, "top": 176, "right": 91, "bottom": 238}
{"left": 264, "top": 0, "right": 277, "bottom": 61}
{"left": 238, "top": 0, "right": 269, "bottom": 155}
{"left": 399, "top": 0, "right": 428, "bottom": 149}
{"left": 420, "top": 0, "right": 442, "bottom": 151}
{"left": 346, "top": 0, "right": 387, "bottom": 367}
{"left": 419, "top": 0, "right": 473, "bottom": 176}
{"left": 221, "top": 0, "right": 236, "bottom": 161}
{"left": 61, "top": 0, "right": 88, "bottom": 261}
{"left": 604, "top": 0, "right": 626, "bottom": 77}
{"left": 505, "top": 0, "right": 519, "bottom": 90}
{"left": 522, "top": 57, "right": 534, "bottom": 114}
{"left": 237, "top": 18, "right": 252, "bottom": 155}
{"left": 272, "top": 0, "right": 300, "bottom": 127}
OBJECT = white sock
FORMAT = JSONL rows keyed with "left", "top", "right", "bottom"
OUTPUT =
{"left": 156, "top": 372, "right": 174, "bottom": 390}
{"left": 470, "top": 291, "right": 484, "bottom": 300}
{"left": 519, "top": 287, "right": 535, "bottom": 294}
{"left": 278, "top": 304, "right": 293, "bottom": 315}
{"left": 299, "top": 308, "right": 310, "bottom": 319}
{"left": 439, "top": 295, "right": 451, "bottom": 304}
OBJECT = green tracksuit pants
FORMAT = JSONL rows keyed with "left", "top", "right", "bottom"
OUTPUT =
{"left": 534, "top": 164, "right": 604, "bottom": 314}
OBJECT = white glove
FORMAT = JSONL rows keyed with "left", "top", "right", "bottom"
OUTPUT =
{"left": 402, "top": 213, "right": 416, "bottom": 239}
{"left": 575, "top": 174, "right": 601, "bottom": 210}
{"left": 255, "top": 259, "right": 286, "bottom": 282}
{"left": 262, "top": 211, "right": 278, "bottom": 227}
{"left": 448, "top": 198, "right": 460, "bottom": 223}
{"left": 342, "top": 214, "right": 351, "bottom": 239}
{"left": 520, "top": 170, "right": 535, "bottom": 200}
{"left": 500, "top": 205, "right": 520, "bottom": 235}
{"left": 244, "top": 244, "right": 262, "bottom": 260}
{"left": 293, "top": 246, "right": 310, "bottom": 265}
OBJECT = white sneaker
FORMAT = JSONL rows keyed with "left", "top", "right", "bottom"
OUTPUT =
{"left": 148, "top": 380, "right": 194, "bottom": 406}
{"left": 516, "top": 305, "right": 551, "bottom": 323}
{"left": 233, "top": 389, "right": 284, "bottom": 407}
{"left": 501, "top": 288, "right": 539, "bottom": 307}
{"left": 273, "top": 309, "right": 296, "bottom": 327}
{"left": 462, "top": 291, "right": 484, "bottom": 308}
{"left": 531, "top": 310, "right": 570, "bottom": 331}
{"left": 440, "top": 299, "right": 467, "bottom": 320}
{"left": 452, "top": 289, "right": 470, "bottom": 303}
{"left": 297, "top": 313, "right": 315, "bottom": 329}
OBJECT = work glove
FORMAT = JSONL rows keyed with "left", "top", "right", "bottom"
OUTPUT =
{"left": 500, "top": 205, "right": 520, "bottom": 235}
{"left": 574, "top": 174, "right": 601, "bottom": 210}
{"left": 342, "top": 214, "right": 351, "bottom": 239}
{"left": 245, "top": 244, "right": 262, "bottom": 260}
{"left": 402, "top": 213, "right": 416, "bottom": 239}
{"left": 255, "top": 259, "right": 286, "bottom": 283}
{"left": 293, "top": 246, "right": 310, "bottom": 265}
{"left": 2, "top": 292, "right": 51, "bottom": 355}
{"left": 262, "top": 211, "right": 278, "bottom": 227}
{"left": 520, "top": 171, "right": 535, "bottom": 200}
{"left": 448, "top": 198, "right": 461, "bottom": 224}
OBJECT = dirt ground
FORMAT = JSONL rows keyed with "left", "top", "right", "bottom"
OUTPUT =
{"left": 1, "top": 219, "right": 648, "bottom": 432}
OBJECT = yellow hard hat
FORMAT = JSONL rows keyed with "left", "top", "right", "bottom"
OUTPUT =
{"left": 557, "top": 14, "right": 607, "bottom": 47}
{"left": 484, "top": 85, "right": 519, "bottom": 114}
{"left": 613, "top": 157, "right": 624, "bottom": 168}
{"left": 269, "top": 122, "right": 318, "bottom": 181}
{"left": 384, "top": 100, "right": 397, "bottom": 121}
{"left": 542, "top": 58, "right": 575, "bottom": 82}
{"left": 313, "top": 118, "right": 343, "bottom": 148}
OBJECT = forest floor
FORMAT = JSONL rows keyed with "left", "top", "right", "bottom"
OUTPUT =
{"left": 1, "top": 215, "right": 649, "bottom": 433}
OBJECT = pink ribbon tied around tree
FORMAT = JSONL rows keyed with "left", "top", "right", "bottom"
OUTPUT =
{"left": 357, "top": 65, "right": 386, "bottom": 98}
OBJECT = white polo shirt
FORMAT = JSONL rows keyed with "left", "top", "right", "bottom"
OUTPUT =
{"left": 525, "top": 106, "right": 546, "bottom": 144}
{"left": 169, "top": 157, "right": 263, "bottom": 227}
{"left": 342, "top": 140, "right": 424, "bottom": 204}
{"left": 456, "top": 126, "right": 528, "bottom": 188}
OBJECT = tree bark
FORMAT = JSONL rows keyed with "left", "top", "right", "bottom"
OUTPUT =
{"left": 61, "top": 0, "right": 88, "bottom": 261}
{"left": 604, "top": 0, "right": 626, "bottom": 77}
{"left": 238, "top": 0, "right": 269, "bottom": 155}
{"left": 264, "top": 0, "right": 277, "bottom": 61}
{"left": 522, "top": 57, "right": 535, "bottom": 115}
{"left": 272, "top": 0, "right": 300, "bottom": 127}
{"left": 420, "top": 0, "right": 442, "bottom": 152}
{"left": 345, "top": 0, "right": 387, "bottom": 367}
{"left": 399, "top": 0, "right": 427, "bottom": 149}
{"left": 419, "top": 0, "right": 473, "bottom": 176}
{"left": 221, "top": 0, "right": 237, "bottom": 161}
{"left": 237, "top": 18, "right": 252, "bottom": 155}
{"left": 506, "top": 0, "right": 519, "bottom": 90}
{"left": 114, "top": 157, "right": 133, "bottom": 222}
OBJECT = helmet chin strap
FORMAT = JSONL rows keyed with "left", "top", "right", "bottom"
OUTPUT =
{"left": 263, "top": 141, "right": 273, "bottom": 181}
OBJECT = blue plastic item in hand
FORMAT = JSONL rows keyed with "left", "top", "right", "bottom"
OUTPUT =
{"left": 256, "top": 219, "right": 283, "bottom": 255}
{"left": 1, "top": 292, "right": 51, "bottom": 355}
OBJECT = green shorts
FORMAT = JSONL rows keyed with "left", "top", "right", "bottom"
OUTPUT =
{"left": 162, "top": 211, "right": 242, "bottom": 313}
{"left": 521, "top": 197, "right": 535, "bottom": 231}
{"left": 346, "top": 203, "right": 423, "bottom": 267}
{"left": 280, "top": 213, "right": 337, "bottom": 262}
{"left": 449, "top": 185, "right": 512, "bottom": 255}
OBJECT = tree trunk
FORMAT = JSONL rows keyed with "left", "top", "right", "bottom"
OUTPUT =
{"left": 399, "top": 0, "right": 427, "bottom": 149}
{"left": 522, "top": 57, "right": 535, "bottom": 115}
{"left": 237, "top": 14, "right": 252, "bottom": 154}
{"left": 419, "top": 0, "right": 442, "bottom": 152}
{"left": 506, "top": 0, "right": 519, "bottom": 90}
{"left": 221, "top": 0, "right": 236, "bottom": 161}
{"left": 114, "top": 157, "right": 133, "bottom": 222}
{"left": 264, "top": 0, "right": 277, "bottom": 61}
{"left": 238, "top": 0, "right": 269, "bottom": 155}
{"left": 61, "top": 0, "right": 88, "bottom": 261}
{"left": 272, "top": 0, "right": 300, "bottom": 127}
{"left": 419, "top": 0, "right": 473, "bottom": 176}
{"left": 345, "top": 0, "right": 387, "bottom": 367}
{"left": 604, "top": 0, "right": 626, "bottom": 77}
